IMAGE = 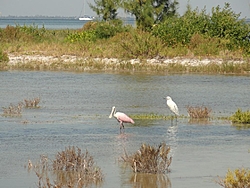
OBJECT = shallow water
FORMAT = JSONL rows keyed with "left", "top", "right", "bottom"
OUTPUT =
{"left": 0, "top": 71, "right": 249, "bottom": 188}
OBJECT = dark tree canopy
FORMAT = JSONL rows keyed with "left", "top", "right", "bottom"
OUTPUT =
{"left": 123, "top": 0, "right": 179, "bottom": 30}
{"left": 89, "top": 0, "right": 120, "bottom": 21}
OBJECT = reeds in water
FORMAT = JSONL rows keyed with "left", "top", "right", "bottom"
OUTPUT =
{"left": 24, "top": 97, "right": 40, "bottom": 108}
{"left": 122, "top": 143, "right": 172, "bottom": 174}
{"left": 187, "top": 105, "right": 212, "bottom": 119}
{"left": 2, "top": 102, "right": 23, "bottom": 116}
{"left": 28, "top": 146, "right": 103, "bottom": 188}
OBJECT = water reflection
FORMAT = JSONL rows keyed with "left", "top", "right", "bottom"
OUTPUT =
{"left": 188, "top": 118, "right": 211, "bottom": 125}
{"left": 129, "top": 173, "right": 171, "bottom": 188}
{"left": 166, "top": 124, "right": 178, "bottom": 157}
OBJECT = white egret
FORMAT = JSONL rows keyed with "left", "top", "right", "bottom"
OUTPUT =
{"left": 165, "top": 96, "right": 179, "bottom": 117}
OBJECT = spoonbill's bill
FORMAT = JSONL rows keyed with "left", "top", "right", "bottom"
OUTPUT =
{"left": 109, "top": 106, "right": 135, "bottom": 132}
{"left": 165, "top": 96, "right": 179, "bottom": 117}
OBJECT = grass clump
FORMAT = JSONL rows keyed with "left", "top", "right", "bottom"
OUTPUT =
{"left": 28, "top": 146, "right": 103, "bottom": 188}
{"left": 0, "top": 48, "right": 9, "bottom": 63}
{"left": 24, "top": 97, "right": 40, "bottom": 108}
{"left": 2, "top": 102, "right": 23, "bottom": 116}
{"left": 230, "top": 109, "right": 250, "bottom": 124}
{"left": 187, "top": 105, "right": 212, "bottom": 119}
{"left": 122, "top": 143, "right": 172, "bottom": 174}
{"left": 217, "top": 168, "right": 250, "bottom": 188}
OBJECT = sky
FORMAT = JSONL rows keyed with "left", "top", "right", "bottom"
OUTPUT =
{"left": 0, "top": 0, "right": 249, "bottom": 18}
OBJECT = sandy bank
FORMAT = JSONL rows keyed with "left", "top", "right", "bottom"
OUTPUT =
{"left": 8, "top": 54, "right": 245, "bottom": 67}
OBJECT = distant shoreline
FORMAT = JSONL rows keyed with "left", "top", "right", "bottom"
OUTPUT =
{"left": 0, "top": 16, "right": 135, "bottom": 20}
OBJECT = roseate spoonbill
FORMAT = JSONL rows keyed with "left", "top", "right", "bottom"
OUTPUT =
{"left": 165, "top": 96, "right": 179, "bottom": 118}
{"left": 109, "top": 106, "right": 135, "bottom": 132}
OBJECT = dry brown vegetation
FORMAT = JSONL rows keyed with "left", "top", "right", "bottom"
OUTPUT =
{"left": 24, "top": 97, "right": 40, "bottom": 108}
{"left": 2, "top": 102, "right": 23, "bottom": 116}
{"left": 187, "top": 105, "right": 212, "bottom": 119}
{"left": 122, "top": 143, "right": 172, "bottom": 174}
{"left": 2, "top": 97, "right": 40, "bottom": 116}
{"left": 28, "top": 146, "right": 103, "bottom": 188}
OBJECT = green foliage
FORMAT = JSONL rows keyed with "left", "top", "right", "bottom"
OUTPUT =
{"left": 16, "top": 24, "right": 47, "bottom": 41}
{"left": 65, "top": 30, "right": 97, "bottom": 42}
{"left": 130, "top": 113, "right": 169, "bottom": 120}
{"left": 152, "top": 7, "right": 210, "bottom": 46}
{"left": 123, "top": 0, "right": 178, "bottom": 30}
{"left": 0, "top": 24, "right": 58, "bottom": 43}
{"left": 230, "top": 109, "right": 250, "bottom": 124}
{"left": 0, "top": 48, "right": 9, "bottom": 63}
{"left": 94, "top": 20, "right": 128, "bottom": 39}
{"left": 189, "top": 34, "right": 222, "bottom": 56}
{"left": 152, "top": 3, "right": 250, "bottom": 54}
{"left": 208, "top": 3, "right": 250, "bottom": 52}
{"left": 217, "top": 168, "right": 250, "bottom": 188}
{"left": 66, "top": 20, "right": 131, "bottom": 42}
{"left": 89, "top": 0, "right": 120, "bottom": 21}
{"left": 119, "top": 30, "right": 166, "bottom": 58}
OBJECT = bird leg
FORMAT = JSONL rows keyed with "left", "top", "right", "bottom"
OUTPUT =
{"left": 119, "top": 121, "right": 125, "bottom": 133}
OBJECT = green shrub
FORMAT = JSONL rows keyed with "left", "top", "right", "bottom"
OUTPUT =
{"left": 152, "top": 7, "right": 210, "bottom": 46}
{"left": 65, "top": 20, "right": 131, "bottom": 43}
{"left": 208, "top": 3, "right": 250, "bottom": 52}
{"left": 0, "top": 48, "right": 9, "bottom": 63}
{"left": 217, "top": 168, "right": 250, "bottom": 188}
{"left": 230, "top": 109, "right": 250, "bottom": 124}
{"left": 152, "top": 3, "right": 250, "bottom": 55}
{"left": 119, "top": 30, "right": 166, "bottom": 58}
{"left": 65, "top": 30, "right": 97, "bottom": 42}
{"left": 94, "top": 19, "right": 131, "bottom": 39}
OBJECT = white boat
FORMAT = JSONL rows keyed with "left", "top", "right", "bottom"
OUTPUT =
{"left": 79, "top": 15, "right": 93, "bottom": 21}
{"left": 78, "top": 1, "right": 93, "bottom": 21}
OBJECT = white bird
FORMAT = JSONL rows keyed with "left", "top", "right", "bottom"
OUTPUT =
{"left": 109, "top": 106, "right": 135, "bottom": 132}
{"left": 165, "top": 96, "right": 179, "bottom": 117}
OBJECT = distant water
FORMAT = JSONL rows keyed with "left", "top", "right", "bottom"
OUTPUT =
{"left": 0, "top": 17, "right": 135, "bottom": 29}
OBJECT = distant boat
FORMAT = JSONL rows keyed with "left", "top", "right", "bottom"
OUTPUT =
{"left": 79, "top": 15, "right": 93, "bottom": 21}
{"left": 78, "top": 1, "right": 94, "bottom": 21}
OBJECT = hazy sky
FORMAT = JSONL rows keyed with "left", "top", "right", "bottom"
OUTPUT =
{"left": 0, "top": 0, "right": 249, "bottom": 18}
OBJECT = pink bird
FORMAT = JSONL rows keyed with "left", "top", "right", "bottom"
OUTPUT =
{"left": 109, "top": 106, "right": 135, "bottom": 132}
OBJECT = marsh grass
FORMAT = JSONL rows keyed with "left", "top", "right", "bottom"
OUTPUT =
{"left": 1, "top": 25, "right": 250, "bottom": 74}
{"left": 130, "top": 113, "right": 170, "bottom": 120}
{"left": 28, "top": 146, "right": 103, "bottom": 188}
{"left": 187, "top": 105, "right": 212, "bottom": 119}
{"left": 122, "top": 143, "right": 172, "bottom": 174}
{"left": 2, "top": 102, "right": 23, "bottom": 116}
{"left": 230, "top": 109, "right": 250, "bottom": 124}
{"left": 216, "top": 168, "right": 250, "bottom": 188}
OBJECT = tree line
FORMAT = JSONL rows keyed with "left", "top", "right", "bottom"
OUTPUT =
{"left": 88, "top": 1, "right": 250, "bottom": 54}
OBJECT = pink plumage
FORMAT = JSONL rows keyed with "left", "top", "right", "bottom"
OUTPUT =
{"left": 109, "top": 106, "right": 135, "bottom": 132}
{"left": 115, "top": 112, "right": 135, "bottom": 124}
